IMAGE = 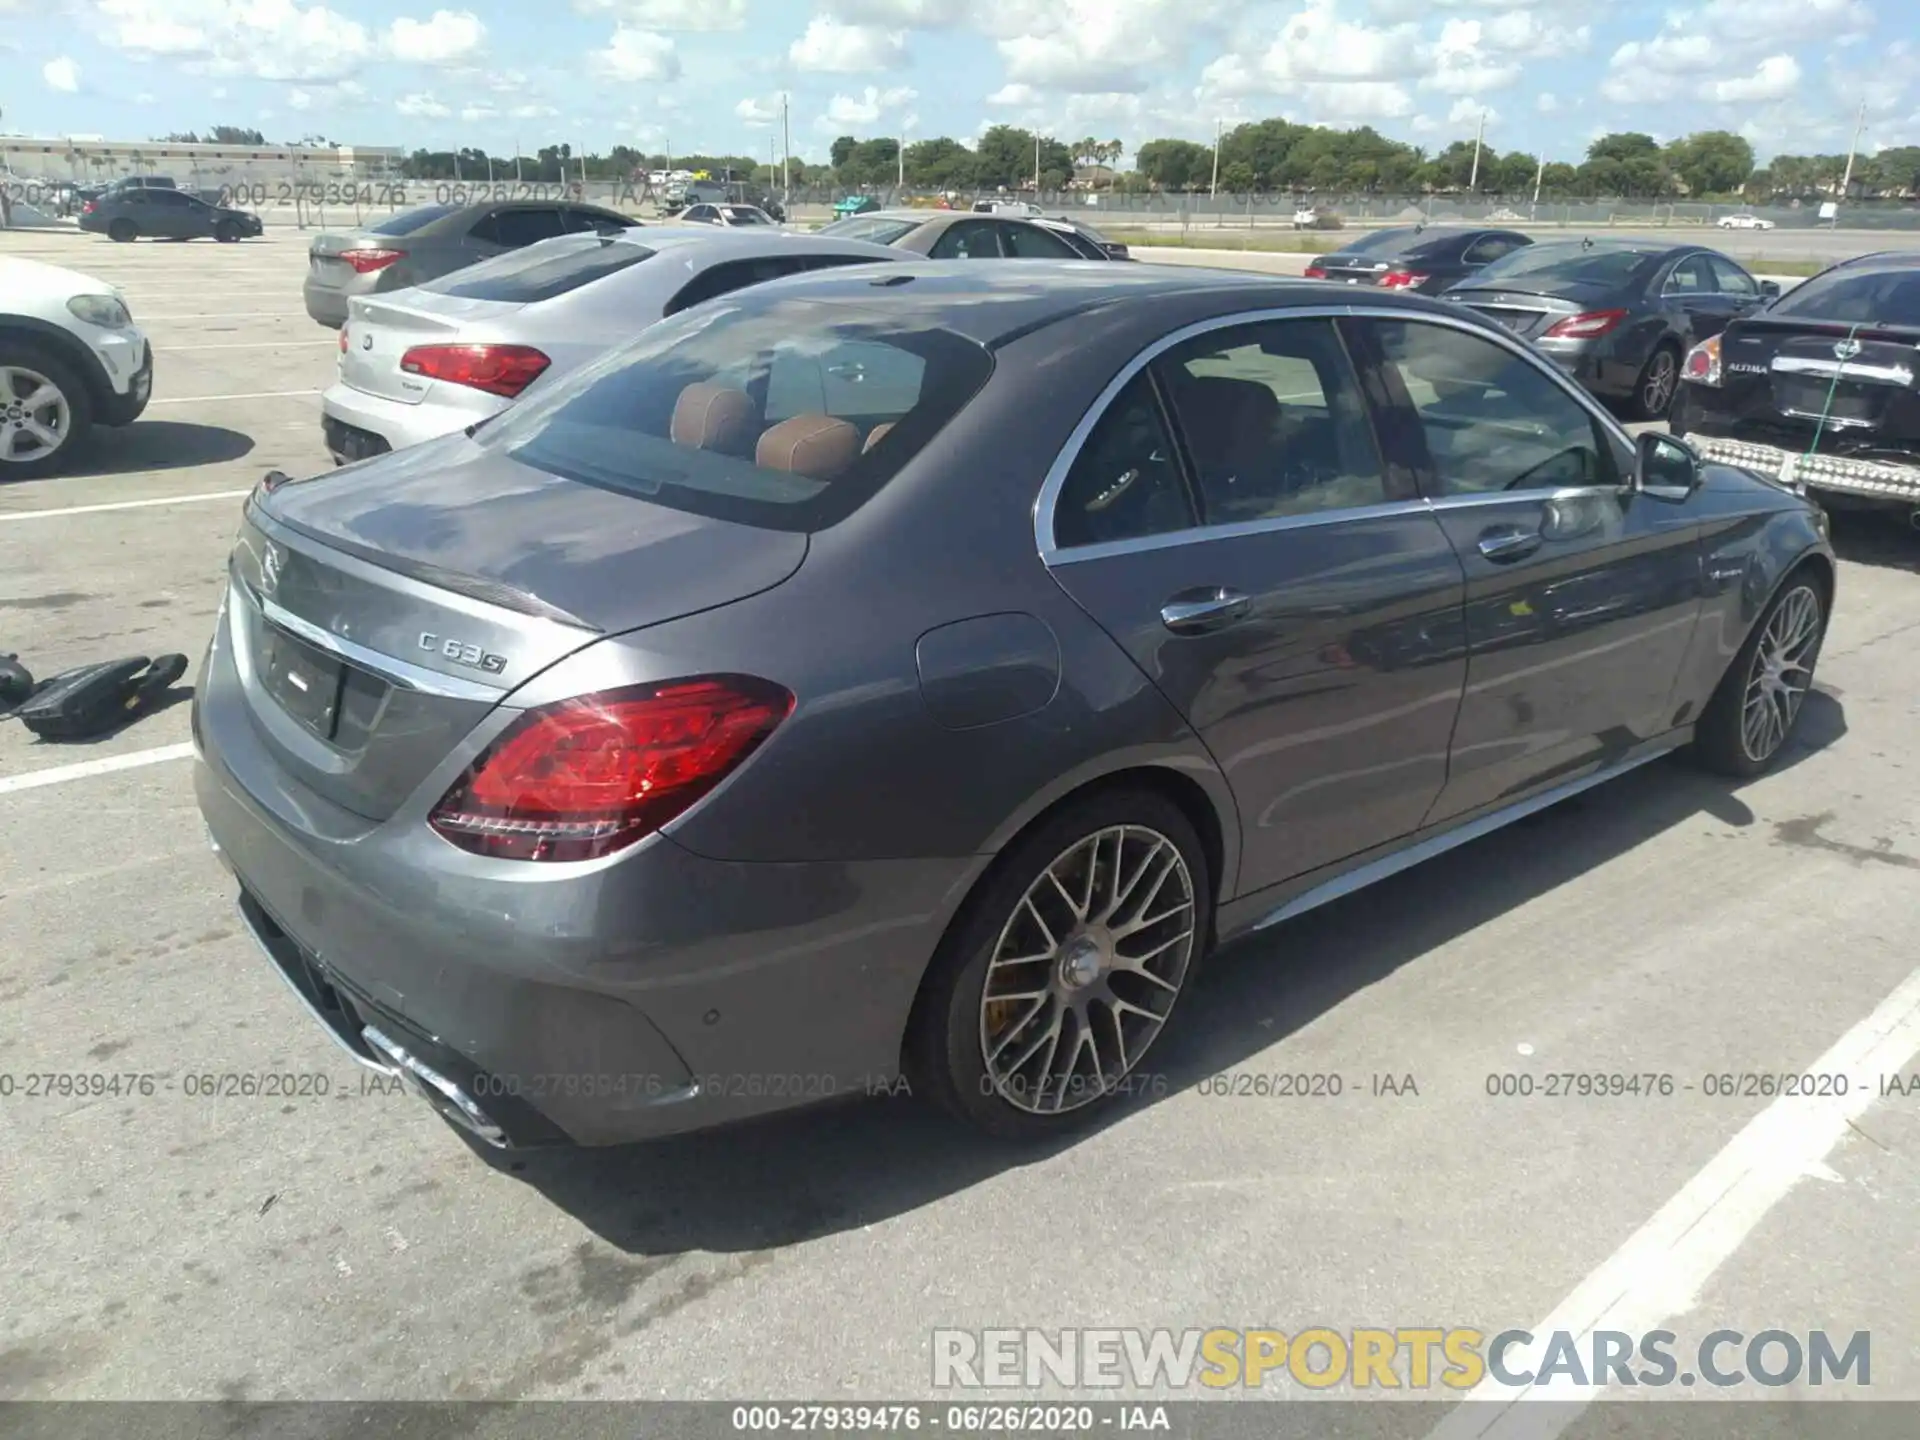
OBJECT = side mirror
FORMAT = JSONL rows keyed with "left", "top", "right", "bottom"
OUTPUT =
{"left": 1758, "top": 280, "right": 1781, "bottom": 300}
{"left": 1636, "top": 431, "right": 1699, "bottom": 495}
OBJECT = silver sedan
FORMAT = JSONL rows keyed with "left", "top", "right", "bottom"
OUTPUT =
{"left": 320, "top": 228, "right": 904, "bottom": 464}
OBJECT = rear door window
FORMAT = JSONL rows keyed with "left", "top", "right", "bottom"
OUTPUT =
{"left": 566, "top": 208, "right": 639, "bottom": 234}
{"left": 1463, "top": 233, "right": 1526, "bottom": 265}
{"left": 470, "top": 207, "right": 568, "bottom": 247}
{"left": 663, "top": 257, "right": 808, "bottom": 315}
{"left": 1052, "top": 374, "right": 1196, "bottom": 549}
{"left": 999, "top": 222, "right": 1080, "bottom": 259}
{"left": 929, "top": 221, "right": 1000, "bottom": 259}
{"left": 368, "top": 203, "right": 458, "bottom": 236}
{"left": 1664, "top": 254, "right": 1716, "bottom": 295}
{"left": 422, "top": 236, "right": 654, "bottom": 302}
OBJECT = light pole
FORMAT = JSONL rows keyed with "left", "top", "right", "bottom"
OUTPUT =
{"left": 1836, "top": 98, "right": 1868, "bottom": 224}
{"left": 1209, "top": 118, "right": 1222, "bottom": 200}
{"left": 900, "top": 121, "right": 908, "bottom": 192}
{"left": 781, "top": 92, "right": 791, "bottom": 208}
{"left": 1468, "top": 108, "right": 1486, "bottom": 192}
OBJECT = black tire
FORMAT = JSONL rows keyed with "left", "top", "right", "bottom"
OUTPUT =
{"left": 1626, "top": 342, "right": 1681, "bottom": 422}
{"left": 215, "top": 220, "right": 240, "bottom": 243}
{"left": 1691, "top": 569, "right": 1828, "bottom": 778}
{"left": 906, "top": 785, "right": 1213, "bottom": 1139}
{"left": 107, "top": 219, "right": 137, "bottom": 243}
{"left": 0, "top": 343, "right": 96, "bottom": 481}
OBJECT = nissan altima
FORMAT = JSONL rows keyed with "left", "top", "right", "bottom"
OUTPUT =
{"left": 194, "top": 263, "right": 1835, "bottom": 1151}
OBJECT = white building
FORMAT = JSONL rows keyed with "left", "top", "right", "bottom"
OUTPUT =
{"left": 0, "top": 136, "right": 406, "bottom": 184}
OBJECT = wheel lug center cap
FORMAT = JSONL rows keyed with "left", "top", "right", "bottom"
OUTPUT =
{"left": 1059, "top": 933, "right": 1107, "bottom": 991}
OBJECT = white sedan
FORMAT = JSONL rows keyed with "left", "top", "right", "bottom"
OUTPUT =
{"left": 321, "top": 227, "right": 902, "bottom": 464}
{"left": 0, "top": 256, "right": 152, "bottom": 477}
{"left": 1718, "top": 213, "right": 1776, "bottom": 230}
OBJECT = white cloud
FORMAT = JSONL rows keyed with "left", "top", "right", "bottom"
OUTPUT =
{"left": 1203, "top": 0, "right": 1424, "bottom": 97}
{"left": 133, "top": 90, "right": 155, "bottom": 103}
{"left": 395, "top": 92, "right": 450, "bottom": 117}
{"left": 986, "top": 82, "right": 1041, "bottom": 106}
{"left": 1447, "top": 96, "right": 1496, "bottom": 127}
{"left": 90, "top": 0, "right": 377, "bottom": 82}
{"left": 1696, "top": 0, "right": 1871, "bottom": 45}
{"left": 287, "top": 87, "right": 312, "bottom": 110}
{"left": 822, "top": 84, "right": 917, "bottom": 126}
{"left": 211, "top": 85, "right": 228, "bottom": 99}
{"left": 1709, "top": 54, "right": 1801, "bottom": 103}
{"left": 1536, "top": 92, "right": 1558, "bottom": 113}
{"left": 735, "top": 95, "right": 782, "bottom": 125}
{"left": 591, "top": 25, "right": 680, "bottom": 80}
{"left": 572, "top": 0, "right": 746, "bottom": 28}
{"left": 43, "top": 56, "right": 81, "bottom": 91}
{"left": 1422, "top": 12, "right": 1587, "bottom": 96}
{"left": 510, "top": 102, "right": 558, "bottom": 119}
{"left": 789, "top": 17, "right": 907, "bottom": 72}
{"left": 985, "top": 0, "right": 1236, "bottom": 93}
{"left": 385, "top": 10, "right": 485, "bottom": 64}
{"left": 823, "top": 0, "right": 967, "bottom": 22}
{"left": 460, "top": 104, "right": 495, "bottom": 121}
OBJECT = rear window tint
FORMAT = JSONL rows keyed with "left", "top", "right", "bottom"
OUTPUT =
{"left": 816, "top": 216, "right": 919, "bottom": 245}
{"left": 367, "top": 204, "right": 458, "bottom": 236}
{"left": 479, "top": 299, "right": 992, "bottom": 533}
{"left": 421, "top": 236, "right": 653, "bottom": 302}
{"left": 1767, "top": 266, "right": 1920, "bottom": 327}
{"left": 1473, "top": 244, "right": 1659, "bottom": 286}
{"left": 1341, "top": 227, "right": 1424, "bottom": 255}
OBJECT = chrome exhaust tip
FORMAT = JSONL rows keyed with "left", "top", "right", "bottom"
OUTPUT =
{"left": 362, "top": 1024, "right": 509, "bottom": 1148}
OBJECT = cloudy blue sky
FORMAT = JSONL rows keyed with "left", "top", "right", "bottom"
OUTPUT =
{"left": 9, "top": 0, "right": 1919, "bottom": 164}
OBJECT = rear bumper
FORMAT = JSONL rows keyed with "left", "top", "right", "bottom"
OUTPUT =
{"left": 191, "top": 627, "right": 973, "bottom": 1148}
{"left": 1680, "top": 427, "right": 1920, "bottom": 505}
{"left": 321, "top": 380, "right": 474, "bottom": 458}
{"left": 302, "top": 276, "right": 352, "bottom": 329}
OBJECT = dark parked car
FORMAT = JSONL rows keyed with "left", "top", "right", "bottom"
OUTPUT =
{"left": 1445, "top": 239, "right": 1778, "bottom": 420}
{"left": 815, "top": 208, "right": 1101, "bottom": 259}
{"left": 195, "top": 265, "right": 1834, "bottom": 1152}
{"left": 301, "top": 200, "right": 643, "bottom": 328}
{"left": 79, "top": 187, "right": 263, "bottom": 243}
{"left": 1673, "top": 251, "right": 1920, "bottom": 521}
{"left": 1036, "top": 215, "right": 1132, "bottom": 260}
{"left": 1305, "top": 225, "right": 1531, "bottom": 294}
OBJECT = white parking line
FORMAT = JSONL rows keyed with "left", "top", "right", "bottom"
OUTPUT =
{"left": 149, "top": 389, "right": 321, "bottom": 405}
{"left": 0, "top": 743, "right": 196, "bottom": 797}
{"left": 138, "top": 312, "right": 314, "bottom": 322}
{"left": 1424, "top": 961, "right": 1920, "bottom": 1439}
{"left": 0, "top": 489, "right": 251, "bottom": 522}
{"left": 154, "top": 341, "right": 337, "bottom": 351}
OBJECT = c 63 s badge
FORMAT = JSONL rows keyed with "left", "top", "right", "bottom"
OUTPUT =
{"left": 419, "top": 632, "right": 509, "bottom": 674}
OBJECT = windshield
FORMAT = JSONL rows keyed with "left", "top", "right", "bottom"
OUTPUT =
{"left": 479, "top": 297, "right": 993, "bottom": 532}
{"left": 421, "top": 235, "right": 654, "bottom": 303}
{"left": 1340, "top": 227, "right": 1424, "bottom": 256}
{"left": 366, "top": 203, "right": 458, "bottom": 236}
{"left": 816, "top": 215, "right": 919, "bottom": 245}
{"left": 1765, "top": 266, "right": 1920, "bottom": 328}
{"left": 1471, "top": 243, "right": 1659, "bottom": 286}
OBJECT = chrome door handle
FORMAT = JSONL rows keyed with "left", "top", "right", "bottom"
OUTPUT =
{"left": 1477, "top": 527, "right": 1543, "bottom": 562}
{"left": 1160, "top": 588, "right": 1250, "bottom": 634}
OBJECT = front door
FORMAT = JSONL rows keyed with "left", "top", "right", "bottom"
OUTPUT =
{"left": 1041, "top": 315, "right": 1469, "bottom": 897}
{"left": 1350, "top": 314, "right": 1705, "bottom": 823}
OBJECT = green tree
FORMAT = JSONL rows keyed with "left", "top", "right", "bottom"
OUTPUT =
{"left": 829, "top": 135, "right": 859, "bottom": 171}
{"left": 974, "top": 125, "right": 1035, "bottom": 187}
{"left": 1220, "top": 160, "right": 1256, "bottom": 193}
{"left": 1664, "top": 130, "right": 1754, "bottom": 195}
{"left": 1134, "top": 138, "right": 1211, "bottom": 190}
{"left": 1586, "top": 132, "right": 1662, "bottom": 165}
{"left": 903, "top": 137, "right": 977, "bottom": 189}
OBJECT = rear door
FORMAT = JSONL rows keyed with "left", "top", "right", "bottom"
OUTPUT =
{"left": 147, "top": 189, "right": 198, "bottom": 239}
{"left": 1349, "top": 314, "right": 1705, "bottom": 823}
{"left": 1039, "top": 313, "right": 1469, "bottom": 896}
{"left": 467, "top": 205, "right": 568, "bottom": 256}
{"left": 1661, "top": 251, "right": 1741, "bottom": 341}
{"left": 996, "top": 221, "right": 1082, "bottom": 259}
{"left": 1706, "top": 255, "right": 1769, "bottom": 325}
{"left": 928, "top": 220, "right": 1000, "bottom": 259}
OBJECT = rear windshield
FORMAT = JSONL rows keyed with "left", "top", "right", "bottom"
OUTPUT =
{"left": 1340, "top": 227, "right": 1424, "bottom": 256}
{"left": 1765, "top": 266, "right": 1920, "bottom": 327}
{"left": 421, "top": 235, "right": 653, "bottom": 302}
{"left": 1471, "top": 243, "right": 1658, "bottom": 286}
{"left": 723, "top": 207, "right": 770, "bottom": 223}
{"left": 816, "top": 216, "right": 919, "bottom": 245}
{"left": 367, "top": 203, "right": 458, "bottom": 236}
{"left": 479, "top": 298, "right": 994, "bottom": 532}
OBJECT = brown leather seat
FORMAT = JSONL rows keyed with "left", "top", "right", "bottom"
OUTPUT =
{"left": 671, "top": 382, "right": 755, "bottom": 454}
{"left": 862, "top": 422, "right": 895, "bottom": 454}
{"left": 756, "top": 415, "right": 859, "bottom": 480}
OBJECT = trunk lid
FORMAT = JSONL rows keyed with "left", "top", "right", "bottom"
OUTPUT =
{"left": 1715, "top": 318, "right": 1920, "bottom": 451}
{"left": 1313, "top": 253, "right": 1393, "bottom": 286}
{"left": 1449, "top": 284, "right": 1598, "bottom": 341}
{"left": 233, "top": 439, "right": 808, "bottom": 820}
{"left": 307, "top": 231, "right": 375, "bottom": 291}
{"left": 340, "top": 292, "right": 524, "bottom": 405}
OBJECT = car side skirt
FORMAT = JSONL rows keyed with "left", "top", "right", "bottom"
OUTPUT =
{"left": 1215, "top": 730, "right": 1691, "bottom": 942}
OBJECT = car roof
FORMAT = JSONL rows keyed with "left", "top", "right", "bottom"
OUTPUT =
{"left": 708, "top": 258, "right": 1462, "bottom": 347}
{"left": 629, "top": 228, "right": 897, "bottom": 258}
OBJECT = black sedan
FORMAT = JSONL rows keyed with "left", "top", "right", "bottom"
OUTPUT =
{"left": 1445, "top": 239, "right": 1779, "bottom": 420}
{"left": 1673, "top": 251, "right": 1920, "bottom": 520}
{"left": 79, "top": 187, "right": 263, "bottom": 243}
{"left": 1305, "top": 225, "right": 1532, "bottom": 295}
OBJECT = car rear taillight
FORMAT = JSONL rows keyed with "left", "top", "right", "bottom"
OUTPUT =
{"left": 338, "top": 327, "right": 349, "bottom": 353}
{"left": 339, "top": 247, "right": 406, "bottom": 274}
{"left": 81, "top": 199, "right": 96, "bottom": 215}
{"left": 1681, "top": 334, "right": 1723, "bottom": 388}
{"left": 1380, "top": 271, "right": 1428, "bottom": 290}
{"left": 399, "top": 344, "right": 550, "bottom": 398}
{"left": 1542, "top": 309, "right": 1629, "bottom": 340}
{"left": 429, "top": 676, "right": 795, "bottom": 862}
{"left": 1304, "top": 264, "right": 1327, "bottom": 279}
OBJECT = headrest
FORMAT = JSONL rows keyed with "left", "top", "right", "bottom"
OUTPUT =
{"left": 862, "top": 422, "right": 895, "bottom": 454}
{"left": 670, "top": 383, "right": 755, "bottom": 452}
{"left": 756, "top": 415, "right": 860, "bottom": 479}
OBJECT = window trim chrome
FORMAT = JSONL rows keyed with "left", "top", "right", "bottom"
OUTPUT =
{"left": 1033, "top": 302, "right": 1639, "bottom": 564}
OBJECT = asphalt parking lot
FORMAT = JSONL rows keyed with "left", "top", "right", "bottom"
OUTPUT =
{"left": 3, "top": 229, "right": 1920, "bottom": 1416}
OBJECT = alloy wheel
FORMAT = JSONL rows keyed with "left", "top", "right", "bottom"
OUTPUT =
{"left": 0, "top": 367, "right": 72, "bottom": 467}
{"left": 979, "top": 824, "right": 1196, "bottom": 1115}
{"left": 1641, "top": 350, "right": 1677, "bottom": 415}
{"left": 1740, "top": 584, "right": 1822, "bottom": 763}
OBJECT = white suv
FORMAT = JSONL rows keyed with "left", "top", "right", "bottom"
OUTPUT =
{"left": 0, "top": 256, "right": 152, "bottom": 477}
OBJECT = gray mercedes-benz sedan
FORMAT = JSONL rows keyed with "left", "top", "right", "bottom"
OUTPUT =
{"left": 194, "top": 263, "right": 1835, "bottom": 1151}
